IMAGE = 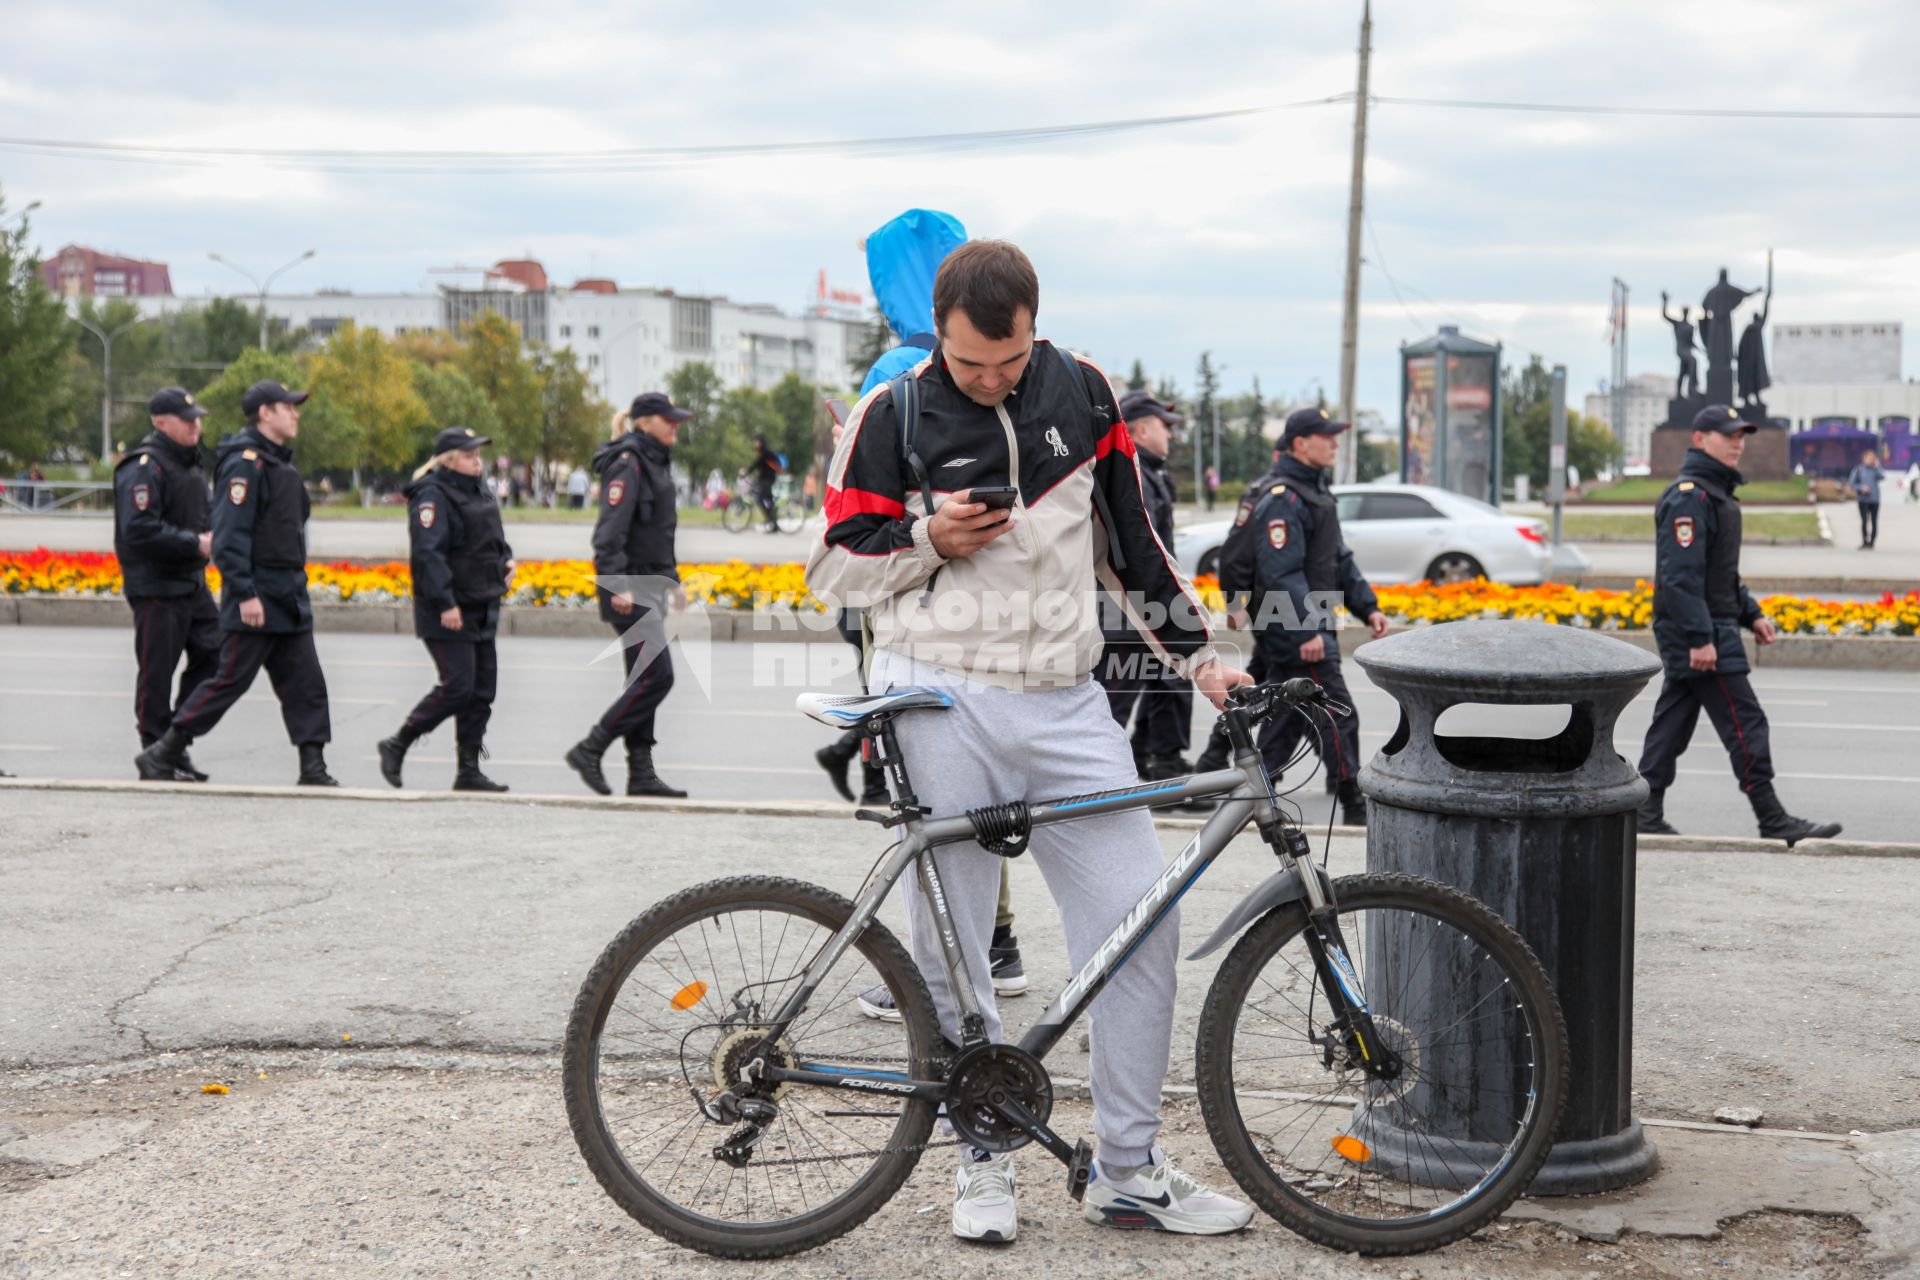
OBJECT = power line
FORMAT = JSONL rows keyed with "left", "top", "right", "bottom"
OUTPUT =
{"left": 1370, "top": 95, "right": 1920, "bottom": 121}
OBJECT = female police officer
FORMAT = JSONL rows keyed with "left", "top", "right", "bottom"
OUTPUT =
{"left": 377, "top": 426, "right": 515, "bottom": 791}
{"left": 564, "top": 393, "right": 689, "bottom": 799}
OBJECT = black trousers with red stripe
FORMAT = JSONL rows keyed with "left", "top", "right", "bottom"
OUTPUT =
{"left": 129, "top": 590, "right": 222, "bottom": 743}
{"left": 169, "top": 628, "right": 331, "bottom": 746}
{"left": 1636, "top": 671, "right": 1775, "bottom": 794}
{"left": 597, "top": 615, "right": 674, "bottom": 749}
{"left": 1255, "top": 657, "right": 1362, "bottom": 784}
{"left": 400, "top": 638, "right": 498, "bottom": 744}
{"left": 1096, "top": 646, "right": 1193, "bottom": 758}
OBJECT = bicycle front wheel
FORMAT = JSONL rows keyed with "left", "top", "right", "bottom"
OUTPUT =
{"left": 720, "top": 496, "right": 753, "bottom": 533}
{"left": 1195, "top": 872, "right": 1567, "bottom": 1255}
{"left": 563, "top": 876, "right": 942, "bottom": 1258}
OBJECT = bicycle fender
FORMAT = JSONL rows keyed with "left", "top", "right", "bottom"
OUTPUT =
{"left": 1185, "top": 862, "right": 1334, "bottom": 961}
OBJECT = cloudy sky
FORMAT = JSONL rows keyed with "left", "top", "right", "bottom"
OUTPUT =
{"left": 5, "top": 1, "right": 1917, "bottom": 418}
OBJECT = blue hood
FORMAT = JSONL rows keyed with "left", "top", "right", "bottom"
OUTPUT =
{"left": 865, "top": 208, "right": 966, "bottom": 342}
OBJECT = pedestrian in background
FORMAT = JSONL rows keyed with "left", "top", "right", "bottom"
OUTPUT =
{"left": 1847, "top": 450, "right": 1884, "bottom": 549}
{"left": 565, "top": 394, "right": 691, "bottom": 798}
{"left": 567, "top": 464, "right": 589, "bottom": 510}
{"left": 378, "top": 426, "right": 515, "bottom": 792}
{"left": 136, "top": 381, "right": 339, "bottom": 786}
{"left": 114, "top": 386, "right": 220, "bottom": 781}
{"left": 1636, "top": 405, "right": 1842, "bottom": 845}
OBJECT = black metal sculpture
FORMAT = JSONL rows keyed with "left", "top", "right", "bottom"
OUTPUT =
{"left": 1660, "top": 292, "right": 1701, "bottom": 401}
{"left": 1737, "top": 259, "right": 1773, "bottom": 403}
{"left": 1663, "top": 252, "right": 1773, "bottom": 428}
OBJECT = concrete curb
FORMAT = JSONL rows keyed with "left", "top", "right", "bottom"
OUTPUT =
{"left": 1571, "top": 574, "right": 1918, "bottom": 595}
{"left": 2, "top": 776, "right": 1914, "bottom": 858}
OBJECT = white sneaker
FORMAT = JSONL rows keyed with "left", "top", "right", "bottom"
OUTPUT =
{"left": 952, "top": 1151, "right": 1018, "bottom": 1243}
{"left": 1081, "top": 1147, "right": 1254, "bottom": 1235}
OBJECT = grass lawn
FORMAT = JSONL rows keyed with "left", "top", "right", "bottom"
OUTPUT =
{"left": 1575, "top": 476, "right": 1811, "bottom": 504}
{"left": 308, "top": 504, "right": 744, "bottom": 525}
{"left": 1561, "top": 511, "right": 1821, "bottom": 540}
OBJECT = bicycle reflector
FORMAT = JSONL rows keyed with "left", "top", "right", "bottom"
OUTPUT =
{"left": 1331, "top": 1134, "right": 1371, "bottom": 1163}
{"left": 670, "top": 981, "right": 708, "bottom": 1011}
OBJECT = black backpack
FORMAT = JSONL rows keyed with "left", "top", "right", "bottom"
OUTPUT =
{"left": 887, "top": 345, "right": 1127, "bottom": 571}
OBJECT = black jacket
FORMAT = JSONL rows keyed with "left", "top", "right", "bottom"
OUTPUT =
{"left": 406, "top": 468, "right": 514, "bottom": 642}
{"left": 1101, "top": 448, "right": 1179, "bottom": 644}
{"left": 1652, "top": 449, "right": 1763, "bottom": 679}
{"left": 113, "top": 431, "right": 211, "bottom": 599}
{"left": 590, "top": 432, "right": 679, "bottom": 624}
{"left": 210, "top": 427, "right": 312, "bottom": 633}
{"left": 1222, "top": 454, "right": 1378, "bottom": 666}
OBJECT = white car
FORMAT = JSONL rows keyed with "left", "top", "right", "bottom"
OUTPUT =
{"left": 1173, "top": 482, "right": 1556, "bottom": 585}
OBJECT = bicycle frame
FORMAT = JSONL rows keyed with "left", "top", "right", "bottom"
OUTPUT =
{"left": 751, "top": 697, "right": 1371, "bottom": 1113}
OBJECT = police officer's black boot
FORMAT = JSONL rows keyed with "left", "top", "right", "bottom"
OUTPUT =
{"left": 377, "top": 729, "right": 416, "bottom": 789}
{"left": 453, "top": 741, "right": 509, "bottom": 793}
{"left": 135, "top": 727, "right": 193, "bottom": 782}
{"left": 814, "top": 735, "right": 859, "bottom": 802}
{"left": 858, "top": 760, "right": 889, "bottom": 806}
{"left": 626, "top": 746, "right": 688, "bottom": 799}
{"left": 1748, "top": 783, "right": 1841, "bottom": 847}
{"left": 1636, "top": 786, "right": 1679, "bottom": 836}
{"left": 1337, "top": 778, "right": 1368, "bottom": 826}
{"left": 297, "top": 743, "right": 340, "bottom": 787}
{"left": 565, "top": 725, "right": 616, "bottom": 796}
{"left": 174, "top": 744, "right": 210, "bottom": 784}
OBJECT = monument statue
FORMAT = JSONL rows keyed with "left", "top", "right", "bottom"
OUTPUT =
{"left": 1699, "top": 267, "right": 1759, "bottom": 404}
{"left": 1737, "top": 253, "right": 1774, "bottom": 406}
{"left": 1660, "top": 291, "right": 1702, "bottom": 400}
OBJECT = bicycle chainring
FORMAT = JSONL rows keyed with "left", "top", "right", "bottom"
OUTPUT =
{"left": 945, "top": 1043, "right": 1053, "bottom": 1153}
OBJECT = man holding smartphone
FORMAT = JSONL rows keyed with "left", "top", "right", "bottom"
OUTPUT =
{"left": 807, "top": 240, "right": 1254, "bottom": 1243}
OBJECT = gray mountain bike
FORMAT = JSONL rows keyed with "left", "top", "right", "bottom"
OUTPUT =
{"left": 562, "top": 678, "right": 1568, "bottom": 1258}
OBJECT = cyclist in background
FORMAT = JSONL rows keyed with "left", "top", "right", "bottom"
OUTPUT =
{"left": 750, "top": 435, "right": 784, "bottom": 533}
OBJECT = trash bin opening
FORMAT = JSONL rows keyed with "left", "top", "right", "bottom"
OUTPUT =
{"left": 1431, "top": 702, "right": 1594, "bottom": 774}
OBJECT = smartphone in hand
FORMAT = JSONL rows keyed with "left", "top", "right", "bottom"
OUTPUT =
{"left": 966, "top": 485, "right": 1019, "bottom": 511}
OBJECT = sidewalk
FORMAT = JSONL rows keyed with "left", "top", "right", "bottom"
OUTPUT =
{"left": 3, "top": 789, "right": 1917, "bottom": 1274}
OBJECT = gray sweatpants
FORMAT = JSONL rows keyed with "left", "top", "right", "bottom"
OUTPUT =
{"left": 872, "top": 650, "right": 1177, "bottom": 1166}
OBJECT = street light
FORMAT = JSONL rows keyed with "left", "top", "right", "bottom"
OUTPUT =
{"left": 208, "top": 249, "right": 316, "bottom": 349}
{"left": 69, "top": 311, "right": 151, "bottom": 462}
{"left": 1, "top": 199, "right": 43, "bottom": 237}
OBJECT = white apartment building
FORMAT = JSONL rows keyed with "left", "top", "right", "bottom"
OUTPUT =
{"left": 136, "top": 276, "right": 873, "bottom": 400}
{"left": 1583, "top": 371, "right": 1674, "bottom": 467}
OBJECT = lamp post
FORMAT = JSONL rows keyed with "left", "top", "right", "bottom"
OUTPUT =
{"left": 69, "top": 312, "right": 150, "bottom": 461}
{"left": 1, "top": 199, "right": 42, "bottom": 237}
{"left": 208, "top": 249, "right": 316, "bottom": 349}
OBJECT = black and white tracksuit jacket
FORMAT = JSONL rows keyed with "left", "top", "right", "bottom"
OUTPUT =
{"left": 805, "top": 341, "right": 1216, "bottom": 690}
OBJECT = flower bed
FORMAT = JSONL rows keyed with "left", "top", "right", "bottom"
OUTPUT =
{"left": 3, "top": 549, "right": 1914, "bottom": 636}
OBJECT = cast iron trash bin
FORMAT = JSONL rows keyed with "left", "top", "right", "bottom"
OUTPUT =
{"left": 1351, "top": 619, "right": 1663, "bottom": 1195}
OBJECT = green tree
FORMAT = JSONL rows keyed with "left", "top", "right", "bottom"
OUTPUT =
{"left": 1125, "top": 358, "right": 1148, "bottom": 392}
{"left": 458, "top": 312, "right": 544, "bottom": 462}
{"left": 678, "top": 385, "right": 777, "bottom": 488}
{"left": 303, "top": 324, "right": 432, "bottom": 474}
{"left": 666, "top": 361, "right": 727, "bottom": 480}
{"left": 1498, "top": 353, "right": 1617, "bottom": 491}
{"left": 0, "top": 197, "right": 78, "bottom": 469}
{"left": 767, "top": 371, "right": 824, "bottom": 476}
{"left": 412, "top": 364, "right": 501, "bottom": 441}
{"left": 192, "top": 348, "right": 305, "bottom": 447}
{"left": 847, "top": 305, "right": 894, "bottom": 387}
{"left": 64, "top": 297, "right": 173, "bottom": 460}
{"left": 533, "top": 348, "right": 607, "bottom": 481}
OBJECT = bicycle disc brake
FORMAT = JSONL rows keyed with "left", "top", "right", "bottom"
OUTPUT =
{"left": 946, "top": 1043, "right": 1054, "bottom": 1153}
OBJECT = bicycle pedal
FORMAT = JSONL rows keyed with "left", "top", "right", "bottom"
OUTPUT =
{"left": 1066, "top": 1138, "right": 1094, "bottom": 1202}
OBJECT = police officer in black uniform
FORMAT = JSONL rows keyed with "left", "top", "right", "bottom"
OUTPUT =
{"left": 114, "top": 386, "right": 220, "bottom": 781}
{"left": 135, "top": 381, "right": 338, "bottom": 786}
{"left": 1096, "top": 390, "right": 1195, "bottom": 778}
{"left": 1636, "top": 404, "right": 1841, "bottom": 845}
{"left": 1219, "top": 408, "right": 1387, "bottom": 825}
{"left": 376, "top": 426, "right": 515, "bottom": 792}
{"left": 565, "top": 393, "right": 690, "bottom": 798}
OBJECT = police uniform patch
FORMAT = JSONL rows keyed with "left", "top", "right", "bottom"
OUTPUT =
{"left": 243, "top": 449, "right": 259, "bottom": 461}
{"left": 1233, "top": 498, "right": 1253, "bottom": 527}
{"left": 418, "top": 502, "right": 436, "bottom": 529}
{"left": 1270, "top": 483, "right": 1288, "bottom": 496}
{"left": 607, "top": 480, "right": 626, "bottom": 506}
{"left": 132, "top": 484, "right": 151, "bottom": 512}
{"left": 1674, "top": 516, "right": 1695, "bottom": 548}
{"left": 1268, "top": 518, "right": 1289, "bottom": 549}
{"left": 228, "top": 478, "right": 249, "bottom": 506}
{"left": 1677, "top": 481, "right": 1695, "bottom": 491}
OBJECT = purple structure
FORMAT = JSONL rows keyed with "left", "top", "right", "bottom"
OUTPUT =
{"left": 1878, "top": 417, "right": 1914, "bottom": 470}
{"left": 1790, "top": 417, "right": 1880, "bottom": 477}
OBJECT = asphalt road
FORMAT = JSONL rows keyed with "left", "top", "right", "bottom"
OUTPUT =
{"left": 0, "top": 625, "right": 1910, "bottom": 842}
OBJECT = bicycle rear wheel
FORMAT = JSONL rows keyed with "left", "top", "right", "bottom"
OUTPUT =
{"left": 1194, "top": 872, "right": 1567, "bottom": 1255}
{"left": 563, "top": 876, "right": 942, "bottom": 1258}
{"left": 720, "top": 496, "right": 753, "bottom": 533}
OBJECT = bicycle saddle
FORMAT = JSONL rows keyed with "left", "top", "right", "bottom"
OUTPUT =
{"left": 795, "top": 688, "right": 954, "bottom": 729}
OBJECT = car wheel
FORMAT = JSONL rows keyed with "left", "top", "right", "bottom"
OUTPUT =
{"left": 1424, "top": 552, "right": 1485, "bottom": 584}
{"left": 1198, "top": 548, "right": 1220, "bottom": 579}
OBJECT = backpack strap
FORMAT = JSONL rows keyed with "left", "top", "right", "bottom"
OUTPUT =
{"left": 889, "top": 370, "right": 937, "bottom": 520}
{"left": 1052, "top": 347, "right": 1128, "bottom": 573}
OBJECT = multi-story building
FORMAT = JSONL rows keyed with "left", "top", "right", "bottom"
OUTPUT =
{"left": 133, "top": 257, "right": 876, "bottom": 397}
{"left": 41, "top": 245, "right": 173, "bottom": 297}
{"left": 1771, "top": 321, "right": 1901, "bottom": 384}
{"left": 1583, "top": 371, "right": 1674, "bottom": 469}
